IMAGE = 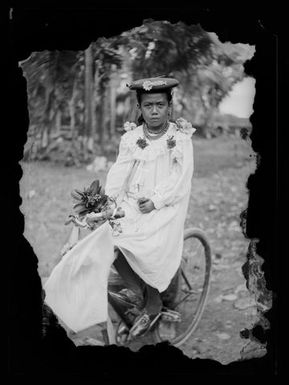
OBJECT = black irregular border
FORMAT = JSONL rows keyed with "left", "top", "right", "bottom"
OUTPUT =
{"left": 5, "top": 3, "right": 282, "bottom": 379}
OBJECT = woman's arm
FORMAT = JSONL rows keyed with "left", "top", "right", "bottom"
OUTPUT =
{"left": 150, "top": 137, "right": 194, "bottom": 210}
{"left": 104, "top": 134, "right": 134, "bottom": 199}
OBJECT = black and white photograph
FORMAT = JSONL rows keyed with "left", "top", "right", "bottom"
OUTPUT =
{"left": 7, "top": 5, "right": 281, "bottom": 378}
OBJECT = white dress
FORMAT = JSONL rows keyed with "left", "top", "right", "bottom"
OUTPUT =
{"left": 44, "top": 120, "right": 195, "bottom": 333}
{"left": 106, "top": 122, "right": 195, "bottom": 292}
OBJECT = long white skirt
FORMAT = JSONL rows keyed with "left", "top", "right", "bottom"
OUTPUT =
{"left": 113, "top": 193, "right": 189, "bottom": 292}
{"left": 44, "top": 193, "right": 189, "bottom": 333}
{"left": 44, "top": 221, "right": 114, "bottom": 333}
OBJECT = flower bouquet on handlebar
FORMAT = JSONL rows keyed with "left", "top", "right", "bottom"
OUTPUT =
{"left": 61, "top": 179, "right": 125, "bottom": 257}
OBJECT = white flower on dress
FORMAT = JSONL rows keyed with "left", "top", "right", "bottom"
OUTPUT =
{"left": 123, "top": 121, "right": 137, "bottom": 131}
{"left": 142, "top": 80, "right": 167, "bottom": 91}
{"left": 175, "top": 118, "right": 196, "bottom": 136}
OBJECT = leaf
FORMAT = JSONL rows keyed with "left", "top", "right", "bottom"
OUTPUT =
{"left": 208, "top": 204, "right": 217, "bottom": 211}
{"left": 221, "top": 294, "right": 238, "bottom": 301}
{"left": 89, "top": 180, "right": 100, "bottom": 195}
{"left": 74, "top": 189, "right": 84, "bottom": 197}
{"left": 234, "top": 297, "right": 256, "bottom": 310}
{"left": 216, "top": 332, "right": 231, "bottom": 340}
{"left": 77, "top": 209, "right": 88, "bottom": 216}
{"left": 71, "top": 191, "right": 82, "bottom": 200}
{"left": 214, "top": 293, "right": 237, "bottom": 303}
{"left": 73, "top": 203, "right": 85, "bottom": 209}
{"left": 240, "top": 341, "right": 267, "bottom": 360}
{"left": 234, "top": 283, "right": 247, "bottom": 294}
{"left": 73, "top": 204, "right": 87, "bottom": 215}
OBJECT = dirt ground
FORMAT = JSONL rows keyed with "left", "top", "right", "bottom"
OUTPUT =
{"left": 19, "top": 134, "right": 266, "bottom": 364}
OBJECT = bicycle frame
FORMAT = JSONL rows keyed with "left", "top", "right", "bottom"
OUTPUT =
{"left": 62, "top": 222, "right": 211, "bottom": 346}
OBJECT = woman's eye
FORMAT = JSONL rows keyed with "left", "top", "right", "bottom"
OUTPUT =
{"left": 143, "top": 103, "right": 164, "bottom": 108}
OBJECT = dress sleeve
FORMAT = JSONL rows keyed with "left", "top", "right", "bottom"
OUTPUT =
{"left": 150, "top": 137, "right": 194, "bottom": 210}
{"left": 104, "top": 134, "right": 134, "bottom": 199}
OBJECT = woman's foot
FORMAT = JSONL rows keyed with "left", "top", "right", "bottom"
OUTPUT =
{"left": 158, "top": 322, "right": 177, "bottom": 340}
{"left": 128, "top": 310, "right": 162, "bottom": 341}
{"left": 128, "top": 311, "right": 151, "bottom": 340}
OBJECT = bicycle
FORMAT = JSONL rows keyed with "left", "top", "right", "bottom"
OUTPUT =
{"left": 61, "top": 207, "right": 212, "bottom": 348}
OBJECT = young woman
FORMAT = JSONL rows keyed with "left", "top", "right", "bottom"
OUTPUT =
{"left": 105, "top": 77, "right": 195, "bottom": 336}
{"left": 44, "top": 77, "right": 195, "bottom": 340}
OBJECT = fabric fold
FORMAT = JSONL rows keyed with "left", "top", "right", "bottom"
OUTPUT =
{"left": 44, "top": 222, "right": 114, "bottom": 332}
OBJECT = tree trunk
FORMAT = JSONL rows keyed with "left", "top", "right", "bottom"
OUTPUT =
{"left": 84, "top": 44, "right": 93, "bottom": 139}
{"left": 69, "top": 81, "right": 78, "bottom": 140}
{"left": 197, "top": 85, "right": 210, "bottom": 138}
{"left": 42, "top": 89, "right": 55, "bottom": 149}
{"left": 198, "top": 100, "right": 209, "bottom": 137}
{"left": 104, "top": 86, "right": 110, "bottom": 141}
{"left": 98, "top": 88, "right": 105, "bottom": 146}
{"left": 129, "top": 96, "right": 138, "bottom": 123}
{"left": 202, "top": 107, "right": 215, "bottom": 138}
{"left": 109, "top": 70, "right": 116, "bottom": 139}
{"left": 55, "top": 109, "right": 61, "bottom": 133}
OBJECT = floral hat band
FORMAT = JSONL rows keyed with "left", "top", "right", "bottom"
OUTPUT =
{"left": 127, "top": 77, "right": 179, "bottom": 91}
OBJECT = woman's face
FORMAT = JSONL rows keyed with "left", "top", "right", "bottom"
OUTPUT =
{"left": 139, "top": 93, "right": 171, "bottom": 129}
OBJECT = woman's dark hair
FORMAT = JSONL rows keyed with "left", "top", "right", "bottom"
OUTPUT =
{"left": 136, "top": 88, "right": 173, "bottom": 105}
{"left": 136, "top": 89, "right": 173, "bottom": 125}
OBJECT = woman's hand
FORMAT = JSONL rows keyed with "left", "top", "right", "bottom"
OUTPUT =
{"left": 137, "top": 198, "right": 155, "bottom": 214}
{"left": 85, "top": 213, "right": 106, "bottom": 229}
{"left": 85, "top": 207, "right": 125, "bottom": 228}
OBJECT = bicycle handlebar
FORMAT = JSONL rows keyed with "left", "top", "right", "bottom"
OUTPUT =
{"left": 65, "top": 207, "right": 125, "bottom": 228}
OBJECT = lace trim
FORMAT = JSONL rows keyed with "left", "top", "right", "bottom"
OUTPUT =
{"left": 121, "top": 122, "right": 195, "bottom": 161}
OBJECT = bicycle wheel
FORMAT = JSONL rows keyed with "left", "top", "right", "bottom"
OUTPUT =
{"left": 153, "top": 228, "right": 212, "bottom": 347}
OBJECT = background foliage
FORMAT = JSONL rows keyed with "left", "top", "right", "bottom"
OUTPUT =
{"left": 21, "top": 20, "right": 255, "bottom": 165}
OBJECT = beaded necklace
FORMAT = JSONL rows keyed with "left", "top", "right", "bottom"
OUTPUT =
{"left": 143, "top": 121, "right": 169, "bottom": 141}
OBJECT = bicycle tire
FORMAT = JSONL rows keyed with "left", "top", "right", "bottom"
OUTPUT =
{"left": 153, "top": 228, "right": 212, "bottom": 347}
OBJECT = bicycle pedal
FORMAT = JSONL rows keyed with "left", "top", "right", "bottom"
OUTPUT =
{"left": 118, "top": 323, "right": 129, "bottom": 334}
{"left": 160, "top": 310, "right": 182, "bottom": 323}
{"left": 128, "top": 313, "right": 150, "bottom": 340}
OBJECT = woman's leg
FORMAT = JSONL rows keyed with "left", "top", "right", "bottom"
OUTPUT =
{"left": 113, "top": 249, "right": 162, "bottom": 315}
{"left": 113, "top": 248, "right": 145, "bottom": 298}
{"left": 143, "top": 286, "right": 163, "bottom": 315}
